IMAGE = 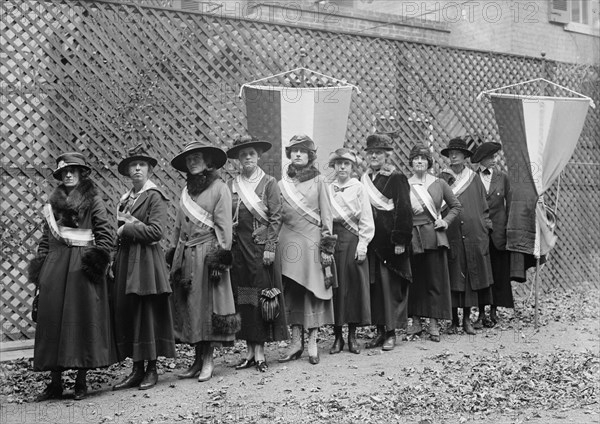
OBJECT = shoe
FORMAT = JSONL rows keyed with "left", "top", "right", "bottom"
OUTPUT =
{"left": 490, "top": 307, "right": 499, "bottom": 324}
{"left": 329, "top": 337, "right": 344, "bottom": 354}
{"left": 139, "top": 363, "right": 158, "bottom": 390}
{"left": 256, "top": 360, "right": 268, "bottom": 372}
{"left": 407, "top": 317, "right": 423, "bottom": 336}
{"left": 429, "top": 318, "right": 440, "bottom": 342}
{"left": 235, "top": 357, "right": 256, "bottom": 370}
{"left": 113, "top": 362, "right": 145, "bottom": 390}
{"left": 278, "top": 348, "right": 303, "bottom": 363}
{"left": 482, "top": 316, "right": 495, "bottom": 328}
{"left": 178, "top": 346, "right": 203, "bottom": 379}
{"left": 473, "top": 318, "right": 484, "bottom": 330}
{"left": 73, "top": 383, "right": 87, "bottom": 401}
{"left": 429, "top": 334, "right": 440, "bottom": 342}
{"left": 365, "top": 331, "right": 385, "bottom": 349}
{"left": 382, "top": 333, "right": 396, "bottom": 351}
{"left": 347, "top": 328, "right": 360, "bottom": 355}
{"left": 463, "top": 319, "right": 476, "bottom": 335}
{"left": 447, "top": 323, "right": 459, "bottom": 334}
{"left": 309, "top": 353, "right": 320, "bottom": 365}
{"left": 197, "top": 370, "right": 213, "bottom": 382}
{"left": 35, "top": 383, "right": 63, "bottom": 402}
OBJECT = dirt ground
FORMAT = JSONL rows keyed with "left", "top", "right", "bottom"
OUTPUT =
{"left": 1, "top": 287, "right": 599, "bottom": 424}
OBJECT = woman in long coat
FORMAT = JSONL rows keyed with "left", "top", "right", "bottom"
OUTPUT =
{"left": 471, "top": 142, "right": 513, "bottom": 327}
{"left": 327, "top": 148, "right": 374, "bottom": 354}
{"left": 169, "top": 141, "right": 239, "bottom": 382}
{"left": 29, "top": 152, "right": 115, "bottom": 401}
{"left": 406, "top": 145, "right": 461, "bottom": 342}
{"left": 361, "top": 134, "right": 413, "bottom": 351}
{"left": 277, "top": 135, "right": 336, "bottom": 365}
{"left": 226, "top": 135, "right": 288, "bottom": 372}
{"left": 438, "top": 137, "right": 494, "bottom": 335}
{"left": 112, "top": 145, "right": 176, "bottom": 391}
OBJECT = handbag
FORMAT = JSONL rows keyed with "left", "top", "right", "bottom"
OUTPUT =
{"left": 259, "top": 266, "right": 281, "bottom": 324}
{"left": 31, "top": 285, "right": 39, "bottom": 322}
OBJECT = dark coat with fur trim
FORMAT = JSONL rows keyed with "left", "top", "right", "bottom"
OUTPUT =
{"left": 365, "top": 167, "right": 413, "bottom": 281}
{"left": 32, "top": 178, "right": 117, "bottom": 371}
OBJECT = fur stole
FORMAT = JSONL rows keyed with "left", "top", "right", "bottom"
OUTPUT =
{"left": 187, "top": 169, "right": 220, "bottom": 197}
{"left": 49, "top": 178, "right": 97, "bottom": 228}
{"left": 287, "top": 164, "right": 320, "bottom": 182}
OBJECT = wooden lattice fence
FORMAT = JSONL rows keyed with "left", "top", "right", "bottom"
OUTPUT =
{"left": 1, "top": 0, "right": 598, "bottom": 341}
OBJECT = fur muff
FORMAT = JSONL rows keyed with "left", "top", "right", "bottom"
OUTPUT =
{"left": 187, "top": 169, "right": 220, "bottom": 197}
{"left": 165, "top": 247, "right": 176, "bottom": 268}
{"left": 287, "top": 164, "right": 320, "bottom": 182}
{"left": 379, "top": 164, "right": 396, "bottom": 177}
{"left": 28, "top": 255, "right": 46, "bottom": 285}
{"left": 211, "top": 312, "right": 241, "bottom": 335}
{"left": 49, "top": 178, "right": 97, "bottom": 228}
{"left": 81, "top": 247, "right": 110, "bottom": 285}
{"left": 320, "top": 234, "right": 338, "bottom": 255}
{"left": 206, "top": 247, "right": 233, "bottom": 283}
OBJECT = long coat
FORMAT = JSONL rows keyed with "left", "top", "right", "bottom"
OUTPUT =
{"left": 439, "top": 169, "right": 494, "bottom": 292}
{"left": 112, "top": 184, "right": 176, "bottom": 361}
{"left": 170, "top": 174, "right": 239, "bottom": 344}
{"left": 32, "top": 179, "right": 116, "bottom": 371}
{"left": 483, "top": 169, "right": 511, "bottom": 250}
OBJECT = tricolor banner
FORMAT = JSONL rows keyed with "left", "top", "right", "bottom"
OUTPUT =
{"left": 490, "top": 94, "right": 591, "bottom": 257}
{"left": 243, "top": 85, "right": 354, "bottom": 179}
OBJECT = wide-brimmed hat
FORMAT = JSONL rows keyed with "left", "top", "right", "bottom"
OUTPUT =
{"left": 365, "top": 134, "right": 393, "bottom": 151}
{"left": 226, "top": 134, "right": 272, "bottom": 159}
{"left": 171, "top": 141, "right": 228, "bottom": 172}
{"left": 285, "top": 134, "right": 316, "bottom": 158}
{"left": 52, "top": 152, "right": 91, "bottom": 180}
{"left": 441, "top": 137, "right": 473, "bottom": 158}
{"left": 408, "top": 145, "right": 433, "bottom": 169}
{"left": 117, "top": 143, "right": 158, "bottom": 176}
{"left": 471, "top": 141, "right": 502, "bottom": 164}
{"left": 328, "top": 148, "right": 358, "bottom": 167}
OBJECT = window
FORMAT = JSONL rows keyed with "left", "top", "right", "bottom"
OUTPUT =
{"left": 550, "top": 0, "right": 599, "bottom": 36}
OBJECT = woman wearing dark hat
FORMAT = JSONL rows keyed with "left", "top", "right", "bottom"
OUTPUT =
{"left": 360, "top": 134, "right": 413, "bottom": 351}
{"left": 169, "top": 141, "right": 239, "bottom": 382}
{"left": 29, "top": 152, "right": 115, "bottom": 401}
{"left": 405, "top": 145, "right": 462, "bottom": 342}
{"left": 471, "top": 142, "right": 513, "bottom": 327}
{"left": 112, "top": 144, "right": 176, "bottom": 391}
{"left": 327, "top": 148, "right": 374, "bottom": 354}
{"left": 226, "top": 135, "right": 288, "bottom": 372}
{"left": 277, "top": 134, "right": 337, "bottom": 365}
{"left": 438, "top": 136, "right": 494, "bottom": 335}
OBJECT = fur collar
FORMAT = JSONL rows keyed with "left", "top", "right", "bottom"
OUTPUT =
{"left": 187, "top": 169, "right": 220, "bottom": 196}
{"left": 287, "top": 164, "right": 320, "bottom": 183}
{"left": 49, "top": 178, "right": 97, "bottom": 228}
{"left": 369, "top": 164, "right": 396, "bottom": 177}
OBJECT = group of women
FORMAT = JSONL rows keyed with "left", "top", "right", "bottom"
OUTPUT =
{"left": 29, "top": 132, "right": 513, "bottom": 401}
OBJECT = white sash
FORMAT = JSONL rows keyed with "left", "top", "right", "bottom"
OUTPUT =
{"left": 410, "top": 183, "right": 440, "bottom": 221}
{"left": 234, "top": 174, "right": 268, "bottom": 224}
{"left": 361, "top": 174, "right": 394, "bottom": 211}
{"left": 280, "top": 177, "right": 321, "bottom": 226}
{"left": 328, "top": 184, "right": 359, "bottom": 236}
{"left": 43, "top": 204, "right": 95, "bottom": 246}
{"left": 180, "top": 187, "right": 215, "bottom": 229}
{"left": 441, "top": 167, "right": 476, "bottom": 210}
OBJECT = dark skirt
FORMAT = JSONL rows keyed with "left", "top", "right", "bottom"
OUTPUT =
{"left": 284, "top": 277, "right": 334, "bottom": 328}
{"left": 490, "top": 243, "right": 514, "bottom": 308}
{"left": 408, "top": 248, "right": 452, "bottom": 319}
{"left": 231, "top": 207, "right": 288, "bottom": 343}
{"left": 368, "top": 252, "right": 410, "bottom": 330}
{"left": 332, "top": 223, "right": 371, "bottom": 326}
{"left": 451, "top": 285, "right": 493, "bottom": 308}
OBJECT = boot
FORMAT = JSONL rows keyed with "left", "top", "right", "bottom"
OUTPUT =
{"left": 73, "top": 369, "right": 87, "bottom": 401}
{"left": 382, "top": 330, "right": 396, "bottom": 351}
{"left": 448, "top": 309, "right": 460, "bottom": 334}
{"left": 139, "top": 360, "right": 158, "bottom": 390}
{"left": 329, "top": 326, "right": 344, "bottom": 354}
{"left": 429, "top": 318, "right": 440, "bottom": 342}
{"left": 407, "top": 316, "right": 423, "bottom": 336}
{"left": 463, "top": 307, "right": 476, "bottom": 335}
{"left": 307, "top": 327, "right": 319, "bottom": 365}
{"left": 279, "top": 325, "right": 304, "bottom": 362}
{"left": 347, "top": 324, "right": 360, "bottom": 354}
{"left": 490, "top": 306, "right": 499, "bottom": 324}
{"left": 198, "top": 344, "right": 214, "bottom": 382}
{"left": 473, "top": 305, "right": 485, "bottom": 329}
{"left": 114, "top": 360, "right": 145, "bottom": 390}
{"left": 365, "top": 325, "right": 385, "bottom": 349}
{"left": 36, "top": 371, "right": 63, "bottom": 401}
{"left": 178, "top": 344, "right": 203, "bottom": 379}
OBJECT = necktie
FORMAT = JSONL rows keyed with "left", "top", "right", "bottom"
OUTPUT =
{"left": 482, "top": 169, "right": 491, "bottom": 175}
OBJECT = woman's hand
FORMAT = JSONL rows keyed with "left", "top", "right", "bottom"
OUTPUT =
{"left": 394, "top": 245, "right": 405, "bottom": 255}
{"left": 321, "top": 252, "right": 333, "bottom": 266}
{"left": 263, "top": 250, "right": 275, "bottom": 266}
{"left": 355, "top": 249, "right": 366, "bottom": 263}
{"left": 434, "top": 218, "right": 448, "bottom": 230}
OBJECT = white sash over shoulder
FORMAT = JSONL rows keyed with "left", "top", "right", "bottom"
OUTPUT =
{"left": 43, "top": 204, "right": 95, "bottom": 246}
{"left": 441, "top": 167, "right": 476, "bottom": 211}
{"left": 234, "top": 174, "right": 268, "bottom": 224}
{"left": 361, "top": 174, "right": 394, "bottom": 211}
{"left": 328, "top": 184, "right": 359, "bottom": 236}
{"left": 280, "top": 177, "right": 321, "bottom": 226}
{"left": 180, "top": 187, "right": 215, "bottom": 229}
{"left": 410, "top": 183, "right": 440, "bottom": 221}
{"left": 117, "top": 180, "right": 160, "bottom": 224}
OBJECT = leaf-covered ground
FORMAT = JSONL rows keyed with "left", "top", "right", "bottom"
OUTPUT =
{"left": 1, "top": 287, "right": 598, "bottom": 424}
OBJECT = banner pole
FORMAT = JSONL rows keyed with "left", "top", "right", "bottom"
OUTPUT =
{"left": 534, "top": 258, "right": 540, "bottom": 328}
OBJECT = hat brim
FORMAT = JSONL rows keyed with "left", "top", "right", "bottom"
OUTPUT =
{"left": 440, "top": 147, "right": 473, "bottom": 158}
{"left": 470, "top": 143, "right": 501, "bottom": 164}
{"left": 117, "top": 155, "right": 158, "bottom": 176}
{"left": 52, "top": 164, "right": 91, "bottom": 180}
{"left": 365, "top": 146, "right": 393, "bottom": 151}
{"left": 171, "top": 146, "right": 228, "bottom": 172}
{"left": 226, "top": 141, "right": 272, "bottom": 159}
